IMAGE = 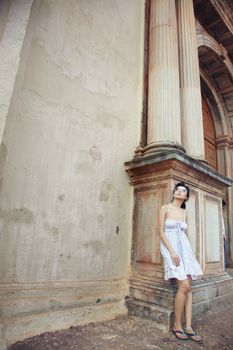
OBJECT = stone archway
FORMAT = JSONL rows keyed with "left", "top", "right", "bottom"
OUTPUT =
{"left": 198, "top": 42, "right": 233, "bottom": 266}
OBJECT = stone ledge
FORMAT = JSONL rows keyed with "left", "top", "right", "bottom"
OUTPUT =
{"left": 0, "top": 279, "right": 128, "bottom": 346}
{"left": 125, "top": 149, "right": 233, "bottom": 187}
{"left": 126, "top": 289, "right": 233, "bottom": 332}
{"left": 5, "top": 299, "right": 126, "bottom": 346}
{"left": 125, "top": 274, "right": 233, "bottom": 331}
{"left": 126, "top": 298, "right": 173, "bottom": 332}
{"left": 128, "top": 273, "right": 233, "bottom": 308}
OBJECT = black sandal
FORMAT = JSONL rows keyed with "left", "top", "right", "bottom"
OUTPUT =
{"left": 172, "top": 329, "right": 188, "bottom": 340}
{"left": 185, "top": 328, "right": 203, "bottom": 343}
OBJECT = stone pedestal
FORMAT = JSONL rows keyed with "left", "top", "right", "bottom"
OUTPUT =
{"left": 124, "top": 150, "right": 233, "bottom": 331}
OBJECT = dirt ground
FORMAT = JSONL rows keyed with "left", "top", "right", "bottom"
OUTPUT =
{"left": 9, "top": 303, "right": 233, "bottom": 350}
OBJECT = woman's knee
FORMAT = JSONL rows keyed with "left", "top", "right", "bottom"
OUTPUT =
{"left": 178, "top": 280, "right": 191, "bottom": 294}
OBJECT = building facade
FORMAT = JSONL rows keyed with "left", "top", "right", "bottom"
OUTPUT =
{"left": 0, "top": 0, "right": 233, "bottom": 347}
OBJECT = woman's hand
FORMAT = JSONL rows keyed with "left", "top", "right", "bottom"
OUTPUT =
{"left": 171, "top": 252, "right": 180, "bottom": 267}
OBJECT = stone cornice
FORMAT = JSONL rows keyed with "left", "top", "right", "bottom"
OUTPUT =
{"left": 216, "top": 135, "right": 233, "bottom": 149}
{"left": 125, "top": 149, "right": 233, "bottom": 187}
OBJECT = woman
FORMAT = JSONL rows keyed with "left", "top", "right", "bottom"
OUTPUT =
{"left": 159, "top": 182, "right": 203, "bottom": 343}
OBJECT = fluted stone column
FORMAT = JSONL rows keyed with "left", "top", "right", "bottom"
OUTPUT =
{"left": 147, "top": 0, "right": 182, "bottom": 152}
{"left": 177, "top": 0, "right": 205, "bottom": 159}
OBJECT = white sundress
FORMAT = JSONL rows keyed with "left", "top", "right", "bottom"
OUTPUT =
{"left": 160, "top": 213, "right": 203, "bottom": 281}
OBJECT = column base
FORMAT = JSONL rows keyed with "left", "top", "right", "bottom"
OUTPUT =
{"left": 126, "top": 273, "right": 233, "bottom": 331}
{"left": 194, "top": 156, "right": 209, "bottom": 166}
{"left": 135, "top": 143, "right": 210, "bottom": 168}
{"left": 135, "top": 142, "right": 186, "bottom": 157}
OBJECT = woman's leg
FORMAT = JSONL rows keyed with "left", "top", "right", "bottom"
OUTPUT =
{"left": 185, "top": 276, "right": 203, "bottom": 342}
{"left": 185, "top": 276, "right": 192, "bottom": 328}
{"left": 173, "top": 279, "right": 190, "bottom": 338}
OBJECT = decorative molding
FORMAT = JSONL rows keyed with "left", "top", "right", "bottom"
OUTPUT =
{"left": 216, "top": 135, "right": 233, "bottom": 149}
{"left": 196, "top": 20, "right": 233, "bottom": 79}
{"left": 125, "top": 150, "right": 233, "bottom": 188}
{"left": 210, "top": 0, "right": 233, "bottom": 35}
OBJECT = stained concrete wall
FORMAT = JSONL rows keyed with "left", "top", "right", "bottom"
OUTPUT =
{"left": 0, "top": 0, "right": 34, "bottom": 142}
{"left": 0, "top": 0, "right": 144, "bottom": 344}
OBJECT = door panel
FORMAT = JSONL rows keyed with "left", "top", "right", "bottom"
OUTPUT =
{"left": 202, "top": 96, "right": 217, "bottom": 170}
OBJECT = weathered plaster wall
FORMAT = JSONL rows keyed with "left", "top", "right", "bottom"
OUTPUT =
{"left": 0, "top": 0, "right": 34, "bottom": 143}
{"left": 0, "top": 0, "right": 144, "bottom": 282}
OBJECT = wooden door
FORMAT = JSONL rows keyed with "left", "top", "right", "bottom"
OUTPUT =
{"left": 202, "top": 96, "right": 217, "bottom": 170}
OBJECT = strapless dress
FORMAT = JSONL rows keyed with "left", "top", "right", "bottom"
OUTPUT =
{"left": 160, "top": 218, "right": 203, "bottom": 281}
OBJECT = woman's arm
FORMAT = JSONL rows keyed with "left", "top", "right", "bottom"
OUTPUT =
{"left": 185, "top": 209, "right": 189, "bottom": 237}
{"left": 158, "top": 205, "right": 180, "bottom": 266}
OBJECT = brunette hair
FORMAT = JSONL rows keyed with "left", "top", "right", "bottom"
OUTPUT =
{"left": 172, "top": 182, "right": 190, "bottom": 209}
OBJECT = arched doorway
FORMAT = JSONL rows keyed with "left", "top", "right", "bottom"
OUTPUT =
{"left": 202, "top": 96, "right": 217, "bottom": 170}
